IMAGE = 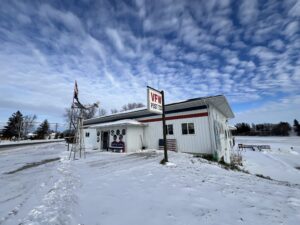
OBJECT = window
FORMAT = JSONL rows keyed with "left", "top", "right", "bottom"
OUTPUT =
{"left": 182, "top": 123, "right": 195, "bottom": 135}
{"left": 85, "top": 132, "right": 90, "bottom": 137}
{"left": 188, "top": 123, "right": 195, "bottom": 134}
{"left": 182, "top": 123, "right": 188, "bottom": 134}
{"left": 166, "top": 124, "right": 174, "bottom": 135}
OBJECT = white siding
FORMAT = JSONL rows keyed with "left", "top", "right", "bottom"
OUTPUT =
{"left": 83, "top": 104, "right": 233, "bottom": 161}
{"left": 142, "top": 109, "right": 212, "bottom": 154}
{"left": 84, "top": 128, "right": 98, "bottom": 150}
{"left": 209, "top": 105, "right": 232, "bottom": 163}
{"left": 126, "top": 126, "right": 144, "bottom": 153}
{"left": 85, "top": 126, "right": 144, "bottom": 153}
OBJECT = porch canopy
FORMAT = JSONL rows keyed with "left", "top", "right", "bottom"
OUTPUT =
{"left": 86, "top": 119, "right": 146, "bottom": 129}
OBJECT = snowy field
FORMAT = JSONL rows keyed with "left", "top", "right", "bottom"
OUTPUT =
{"left": 0, "top": 140, "right": 300, "bottom": 225}
{"left": 236, "top": 136, "right": 300, "bottom": 184}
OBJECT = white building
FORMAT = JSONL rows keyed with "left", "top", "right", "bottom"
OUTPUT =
{"left": 83, "top": 95, "right": 235, "bottom": 163}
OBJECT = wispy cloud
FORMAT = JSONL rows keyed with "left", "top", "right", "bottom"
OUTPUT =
{"left": 238, "top": 0, "right": 258, "bottom": 25}
{"left": 233, "top": 95, "right": 300, "bottom": 124}
{"left": 0, "top": 0, "right": 299, "bottom": 124}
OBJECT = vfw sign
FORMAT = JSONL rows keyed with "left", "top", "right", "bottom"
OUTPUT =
{"left": 147, "top": 87, "right": 163, "bottom": 114}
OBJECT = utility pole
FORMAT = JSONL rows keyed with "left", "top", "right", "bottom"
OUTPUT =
{"left": 17, "top": 119, "right": 22, "bottom": 141}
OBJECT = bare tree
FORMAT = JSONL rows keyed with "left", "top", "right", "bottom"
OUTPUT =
{"left": 22, "top": 115, "right": 37, "bottom": 136}
{"left": 121, "top": 103, "right": 145, "bottom": 112}
{"left": 111, "top": 109, "right": 119, "bottom": 114}
{"left": 82, "top": 105, "right": 98, "bottom": 119}
{"left": 64, "top": 108, "right": 79, "bottom": 124}
{"left": 63, "top": 102, "right": 98, "bottom": 123}
{"left": 99, "top": 108, "right": 107, "bottom": 116}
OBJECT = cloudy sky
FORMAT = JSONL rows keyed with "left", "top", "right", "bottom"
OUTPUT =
{"left": 0, "top": 0, "right": 299, "bottom": 126}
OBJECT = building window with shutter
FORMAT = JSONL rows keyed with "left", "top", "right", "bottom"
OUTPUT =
{"left": 85, "top": 132, "right": 90, "bottom": 137}
{"left": 182, "top": 123, "right": 195, "bottom": 135}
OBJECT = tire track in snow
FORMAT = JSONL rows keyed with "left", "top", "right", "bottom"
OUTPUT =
{"left": 0, "top": 161, "right": 60, "bottom": 224}
{"left": 20, "top": 154, "right": 79, "bottom": 225}
{"left": 80, "top": 152, "right": 162, "bottom": 178}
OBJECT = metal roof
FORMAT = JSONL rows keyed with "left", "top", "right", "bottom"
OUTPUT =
{"left": 84, "top": 95, "right": 234, "bottom": 126}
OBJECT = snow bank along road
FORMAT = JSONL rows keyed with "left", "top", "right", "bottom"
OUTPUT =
{"left": 0, "top": 139, "right": 64, "bottom": 150}
{"left": 0, "top": 141, "right": 300, "bottom": 225}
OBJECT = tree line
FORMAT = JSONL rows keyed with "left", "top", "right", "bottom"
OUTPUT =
{"left": 64, "top": 102, "right": 145, "bottom": 120}
{"left": 232, "top": 119, "right": 300, "bottom": 136}
{"left": 0, "top": 102, "right": 146, "bottom": 141}
{"left": 0, "top": 111, "right": 58, "bottom": 140}
{"left": 62, "top": 101, "right": 145, "bottom": 144}
{"left": 108, "top": 103, "right": 145, "bottom": 115}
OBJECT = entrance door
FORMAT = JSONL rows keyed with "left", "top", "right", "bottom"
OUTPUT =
{"left": 102, "top": 131, "right": 109, "bottom": 150}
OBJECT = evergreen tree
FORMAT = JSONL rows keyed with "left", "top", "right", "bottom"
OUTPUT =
{"left": 233, "top": 123, "right": 251, "bottom": 135}
{"left": 2, "top": 111, "right": 23, "bottom": 139}
{"left": 36, "top": 120, "right": 50, "bottom": 139}
{"left": 294, "top": 119, "right": 300, "bottom": 136}
{"left": 271, "top": 122, "right": 291, "bottom": 136}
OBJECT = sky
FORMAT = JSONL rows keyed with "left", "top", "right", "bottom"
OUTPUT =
{"left": 0, "top": 0, "right": 299, "bottom": 128}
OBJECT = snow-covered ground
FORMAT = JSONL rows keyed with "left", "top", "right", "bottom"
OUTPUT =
{"left": 0, "top": 140, "right": 300, "bottom": 225}
{"left": 0, "top": 143, "right": 70, "bottom": 225}
{"left": 236, "top": 136, "right": 300, "bottom": 184}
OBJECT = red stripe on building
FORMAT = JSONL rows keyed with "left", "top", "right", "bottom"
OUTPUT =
{"left": 138, "top": 112, "right": 208, "bottom": 123}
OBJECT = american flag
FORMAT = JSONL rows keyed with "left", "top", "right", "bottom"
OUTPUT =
{"left": 74, "top": 80, "right": 79, "bottom": 100}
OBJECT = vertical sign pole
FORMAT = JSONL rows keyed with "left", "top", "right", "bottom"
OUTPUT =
{"left": 161, "top": 91, "right": 168, "bottom": 163}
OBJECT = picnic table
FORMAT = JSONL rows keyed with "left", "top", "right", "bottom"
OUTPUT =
{"left": 238, "top": 144, "right": 271, "bottom": 151}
